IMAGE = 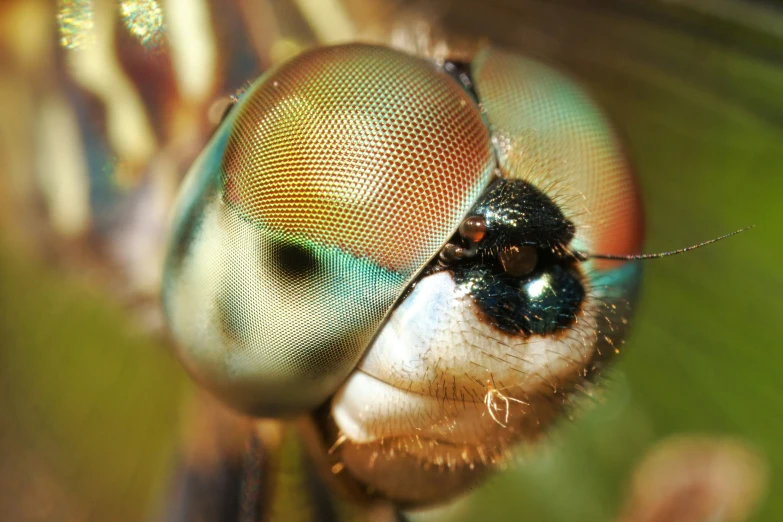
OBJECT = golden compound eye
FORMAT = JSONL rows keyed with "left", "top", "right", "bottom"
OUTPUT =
{"left": 163, "top": 44, "right": 493, "bottom": 416}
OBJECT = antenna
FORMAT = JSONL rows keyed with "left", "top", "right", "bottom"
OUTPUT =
{"left": 576, "top": 226, "right": 754, "bottom": 261}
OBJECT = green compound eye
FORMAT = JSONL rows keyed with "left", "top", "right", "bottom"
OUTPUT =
{"left": 162, "top": 44, "right": 494, "bottom": 416}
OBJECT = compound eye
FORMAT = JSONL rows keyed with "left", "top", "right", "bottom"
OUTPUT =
{"left": 163, "top": 44, "right": 494, "bottom": 416}
{"left": 472, "top": 48, "right": 644, "bottom": 264}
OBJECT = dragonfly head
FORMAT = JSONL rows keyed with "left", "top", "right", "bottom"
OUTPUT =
{"left": 162, "top": 43, "right": 643, "bottom": 504}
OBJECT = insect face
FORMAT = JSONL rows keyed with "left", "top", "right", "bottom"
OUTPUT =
{"left": 162, "top": 43, "right": 643, "bottom": 503}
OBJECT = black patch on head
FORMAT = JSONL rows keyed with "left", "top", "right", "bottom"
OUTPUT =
{"left": 453, "top": 257, "right": 584, "bottom": 337}
{"left": 444, "top": 179, "right": 585, "bottom": 336}
{"left": 521, "top": 265, "right": 584, "bottom": 333}
{"left": 271, "top": 243, "right": 318, "bottom": 279}
{"left": 473, "top": 179, "right": 575, "bottom": 253}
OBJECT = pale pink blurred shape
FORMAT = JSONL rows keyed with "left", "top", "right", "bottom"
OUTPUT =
{"left": 619, "top": 435, "right": 768, "bottom": 522}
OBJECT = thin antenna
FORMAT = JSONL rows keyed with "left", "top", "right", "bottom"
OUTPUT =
{"left": 577, "top": 226, "right": 754, "bottom": 261}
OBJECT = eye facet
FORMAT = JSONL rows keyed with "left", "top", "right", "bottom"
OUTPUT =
{"left": 163, "top": 44, "right": 494, "bottom": 416}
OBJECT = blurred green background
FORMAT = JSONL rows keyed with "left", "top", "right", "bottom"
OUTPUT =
{"left": 1, "top": 1, "right": 781, "bottom": 521}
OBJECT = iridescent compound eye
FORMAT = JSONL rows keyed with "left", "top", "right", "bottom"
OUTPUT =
{"left": 163, "top": 44, "right": 494, "bottom": 416}
{"left": 163, "top": 44, "right": 643, "bottom": 504}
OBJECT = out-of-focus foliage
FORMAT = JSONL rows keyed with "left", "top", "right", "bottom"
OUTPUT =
{"left": 0, "top": 249, "right": 187, "bottom": 521}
